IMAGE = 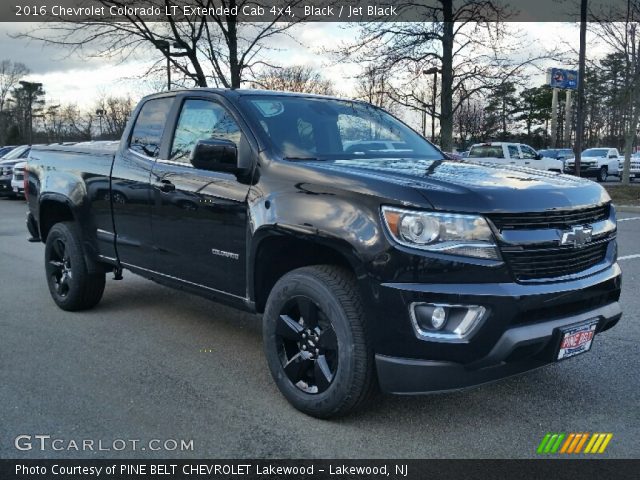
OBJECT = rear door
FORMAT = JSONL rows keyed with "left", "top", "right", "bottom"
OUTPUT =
{"left": 149, "top": 95, "right": 253, "bottom": 299}
{"left": 111, "top": 95, "right": 174, "bottom": 270}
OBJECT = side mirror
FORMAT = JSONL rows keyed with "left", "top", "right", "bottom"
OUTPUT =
{"left": 191, "top": 138, "right": 239, "bottom": 173}
{"left": 535, "top": 153, "right": 542, "bottom": 160}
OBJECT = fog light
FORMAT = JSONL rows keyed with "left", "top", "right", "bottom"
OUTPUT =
{"left": 431, "top": 306, "right": 447, "bottom": 330}
{"left": 410, "top": 303, "right": 487, "bottom": 341}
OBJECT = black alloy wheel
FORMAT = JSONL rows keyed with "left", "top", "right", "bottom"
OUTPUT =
{"left": 48, "top": 237, "right": 73, "bottom": 298}
{"left": 263, "top": 265, "right": 376, "bottom": 418}
{"left": 275, "top": 296, "right": 339, "bottom": 394}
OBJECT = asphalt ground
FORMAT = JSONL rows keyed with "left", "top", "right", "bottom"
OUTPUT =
{"left": 0, "top": 197, "right": 638, "bottom": 459}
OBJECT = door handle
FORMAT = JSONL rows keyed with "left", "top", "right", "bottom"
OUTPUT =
{"left": 525, "top": 161, "right": 531, "bottom": 165}
{"left": 157, "top": 179, "right": 175, "bottom": 193}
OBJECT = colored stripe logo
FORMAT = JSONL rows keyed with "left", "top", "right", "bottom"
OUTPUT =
{"left": 537, "top": 433, "right": 612, "bottom": 454}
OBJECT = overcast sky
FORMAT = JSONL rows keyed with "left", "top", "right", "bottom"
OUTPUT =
{"left": 0, "top": 22, "right": 600, "bottom": 111}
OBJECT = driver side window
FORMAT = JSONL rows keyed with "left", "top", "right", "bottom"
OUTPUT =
{"left": 520, "top": 146, "right": 537, "bottom": 159}
{"left": 171, "top": 99, "right": 242, "bottom": 164}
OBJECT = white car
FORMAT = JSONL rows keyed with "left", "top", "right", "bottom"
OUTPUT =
{"left": 618, "top": 154, "right": 640, "bottom": 181}
{"left": 466, "top": 142, "right": 563, "bottom": 172}
{"left": 11, "top": 161, "right": 26, "bottom": 197}
{"left": 564, "top": 148, "right": 621, "bottom": 182}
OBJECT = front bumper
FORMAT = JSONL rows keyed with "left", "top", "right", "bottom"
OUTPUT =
{"left": 371, "top": 263, "right": 622, "bottom": 394}
{"left": 564, "top": 166, "right": 600, "bottom": 176}
{"left": 0, "top": 177, "right": 13, "bottom": 196}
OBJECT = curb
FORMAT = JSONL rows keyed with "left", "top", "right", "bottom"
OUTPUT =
{"left": 615, "top": 204, "right": 640, "bottom": 213}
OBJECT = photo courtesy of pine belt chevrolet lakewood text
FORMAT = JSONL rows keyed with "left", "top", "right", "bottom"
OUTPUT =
{"left": 24, "top": 89, "right": 622, "bottom": 418}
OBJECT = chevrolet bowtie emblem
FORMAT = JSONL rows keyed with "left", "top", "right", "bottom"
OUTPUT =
{"left": 561, "top": 225, "right": 593, "bottom": 248}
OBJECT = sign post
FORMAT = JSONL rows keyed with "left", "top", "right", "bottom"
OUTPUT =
{"left": 546, "top": 68, "right": 578, "bottom": 149}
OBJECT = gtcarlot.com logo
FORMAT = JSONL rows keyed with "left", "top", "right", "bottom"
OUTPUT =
{"left": 14, "top": 435, "right": 194, "bottom": 452}
{"left": 537, "top": 432, "right": 613, "bottom": 454}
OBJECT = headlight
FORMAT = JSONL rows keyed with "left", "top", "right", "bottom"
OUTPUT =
{"left": 381, "top": 206, "right": 500, "bottom": 260}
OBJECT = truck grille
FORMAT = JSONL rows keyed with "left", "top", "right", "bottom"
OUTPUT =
{"left": 488, "top": 204, "right": 609, "bottom": 231}
{"left": 501, "top": 239, "right": 610, "bottom": 280}
{"left": 14, "top": 173, "right": 24, "bottom": 181}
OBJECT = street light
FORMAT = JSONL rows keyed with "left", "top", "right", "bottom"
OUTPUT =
{"left": 155, "top": 40, "right": 171, "bottom": 91}
{"left": 155, "top": 39, "right": 189, "bottom": 91}
{"left": 96, "top": 109, "right": 106, "bottom": 138}
{"left": 19, "top": 80, "right": 43, "bottom": 145}
{"left": 423, "top": 67, "right": 440, "bottom": 143}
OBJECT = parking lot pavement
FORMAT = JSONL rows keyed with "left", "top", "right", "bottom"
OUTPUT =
{"left": 0, "top": 198, "right": 638, "bottom": 459}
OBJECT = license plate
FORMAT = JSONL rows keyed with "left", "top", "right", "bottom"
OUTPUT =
{"left": 557, "top": 321, "right": 597, "bottom": 360}
{"left": 13, "top": 187, "right": 18, "bottom": 192}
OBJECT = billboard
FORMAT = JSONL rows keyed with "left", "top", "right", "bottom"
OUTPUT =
{"left": 547, "top": 68, "right": 578, "bottom": 90}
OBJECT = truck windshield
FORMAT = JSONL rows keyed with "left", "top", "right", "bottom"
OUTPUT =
{"left": 468, "top": 145, "right": 504, "bottom": 158}
{"left": 240, "top": 95, "right": 442, "bottom": 160}
{"left": 582, "top": 149, "right": 608, "bottom": 157}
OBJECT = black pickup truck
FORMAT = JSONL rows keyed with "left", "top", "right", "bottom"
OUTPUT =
{"left": 25, "top": 89, "right": 622, "bottom": 417}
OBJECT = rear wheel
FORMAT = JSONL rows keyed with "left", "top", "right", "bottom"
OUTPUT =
{"left": 263, "top": 265, "right": 376, "bottom": 418}
{"left": 597, "top": 166, "right": 608, "bottom": 182}
{"left": 44, "top": 222, "right": 106, "bottom": 311}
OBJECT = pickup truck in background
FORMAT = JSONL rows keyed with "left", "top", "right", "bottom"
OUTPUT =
{"left": 564, "top": 148, "right": 622, "bottom": 182}
{"left": 618, "top": 154, "right": 640, "bottom": 181}
{"left": 25, "top": 89, "right": 622, "bottom": 417}
{"left": 466, "top": 142, "right": 564, "bottom": 172}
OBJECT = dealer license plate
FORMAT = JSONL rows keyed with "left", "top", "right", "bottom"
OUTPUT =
{"left": 557, "top": 321, "right": 597, "bottom": 360}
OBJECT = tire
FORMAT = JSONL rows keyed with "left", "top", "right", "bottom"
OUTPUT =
{"left": 597, "top": 166, "right": 608, "bottom": 182}
{"left": 262, "top": 265, "right": 376, "bottom": 418}
{"left": 44, "top": 222, "right": 106, "bottom": 311}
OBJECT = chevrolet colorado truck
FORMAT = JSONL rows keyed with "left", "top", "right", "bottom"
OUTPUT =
{"left": 25, "top": 89, "right": 622, "bottom": 418}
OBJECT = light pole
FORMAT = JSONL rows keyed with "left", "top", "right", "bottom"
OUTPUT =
{"left": 155, "top": 40, "right": 171, "bottom": 91}
{"left": 423, "top": 67, "right": 440, "bottom": 143}
{"left": 574, "top": 0, "right": 588, "bottom": 177}
{"left": 19, "top": 80, "right": 43, "bottom": 145}
{"left": 96, "top": 109, "right": 106, "bottom": 139}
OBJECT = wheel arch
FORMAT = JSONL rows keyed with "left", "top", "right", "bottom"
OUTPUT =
{"left": 39, "top": 194, "right": 106, "bottom": 274}
{"left": 250, "top": 227, "right": 364, "bottom": 313}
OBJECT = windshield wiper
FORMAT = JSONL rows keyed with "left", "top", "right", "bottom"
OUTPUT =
{"left": 283, "top": 157, "right": 319, "bottom": 162}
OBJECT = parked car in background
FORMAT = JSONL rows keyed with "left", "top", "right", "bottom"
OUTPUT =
{"left": 564, "top": 148, "right": 621, "bottom": 182}
{"left": 11, "top": 161, "right": 26, "bottom": 197}
{"left": 617, "top": 153, "right": 640, "bottom": 181}
{"left": 0, "top": 145, "right": 31, "bottom": 198}
{"left": 0, "top": 145, "right": 17, "bottom": 158}
{"left": 538, "top": 148, "right": 574, "bottom": 167}
{"left": 467, "top": 142, "right": 563, "bottom": 172}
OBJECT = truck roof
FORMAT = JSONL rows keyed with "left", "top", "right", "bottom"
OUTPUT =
{"left": 141, "top": 88, "right": 368, "bottom": 104}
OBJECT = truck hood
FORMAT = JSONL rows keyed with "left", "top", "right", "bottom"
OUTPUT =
{"left": 305, "top": 158, "right": 610, "bottom": 213}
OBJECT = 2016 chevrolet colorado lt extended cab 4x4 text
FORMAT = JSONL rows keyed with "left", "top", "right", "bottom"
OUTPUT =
{"left": 25, "top": 89, "right": 622, "bottom": 417}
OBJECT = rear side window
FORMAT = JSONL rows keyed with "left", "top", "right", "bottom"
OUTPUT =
{"left": 507, "top": 145, "right": 520, "bottom": 158}
{"left": 129, "top": 97, "right": 173, "bottom": 158}
{"left": 469, "top": 145, "right": 504, "bottom": 158}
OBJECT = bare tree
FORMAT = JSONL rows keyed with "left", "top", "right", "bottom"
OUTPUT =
{"left": 18, "top": 0, "right": 307, "bottom": 89}
{"left": 336, "top": 1, "right": 551, "bottom": 151}
{"left": 250, "top": 65, "right": 335, "bottom": 95}
{"left": 95, "top": 95, "right": 135, "bottom": 138}
{"left": 594, "top": 3, "right": 640, "bottom": 184}
{"left": 353, "top": 66, "right": 394, "bottom": 110}
{"left": 0, "top": 60, "right": 29, "bottom": 143}
{"left": 0, "top": 60, "right": 29, "bottom": 112}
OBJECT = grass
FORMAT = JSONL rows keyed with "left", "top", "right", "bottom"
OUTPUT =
{"left": 604, "top": 184, "right": 640, "bottom": 206}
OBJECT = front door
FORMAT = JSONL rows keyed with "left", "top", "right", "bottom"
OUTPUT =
{"left": 150, "top": 97, "right": 252, "bottom": 299}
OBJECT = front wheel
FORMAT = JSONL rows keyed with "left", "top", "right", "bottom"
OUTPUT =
{"left": 44, "top": 222, "right": 106, "bottom": 311}
{"left": 597, "top": 166, "right": 608, "bottom": 182}
{"left": 262, "top": 265, "right": 376, "bottom": 418}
